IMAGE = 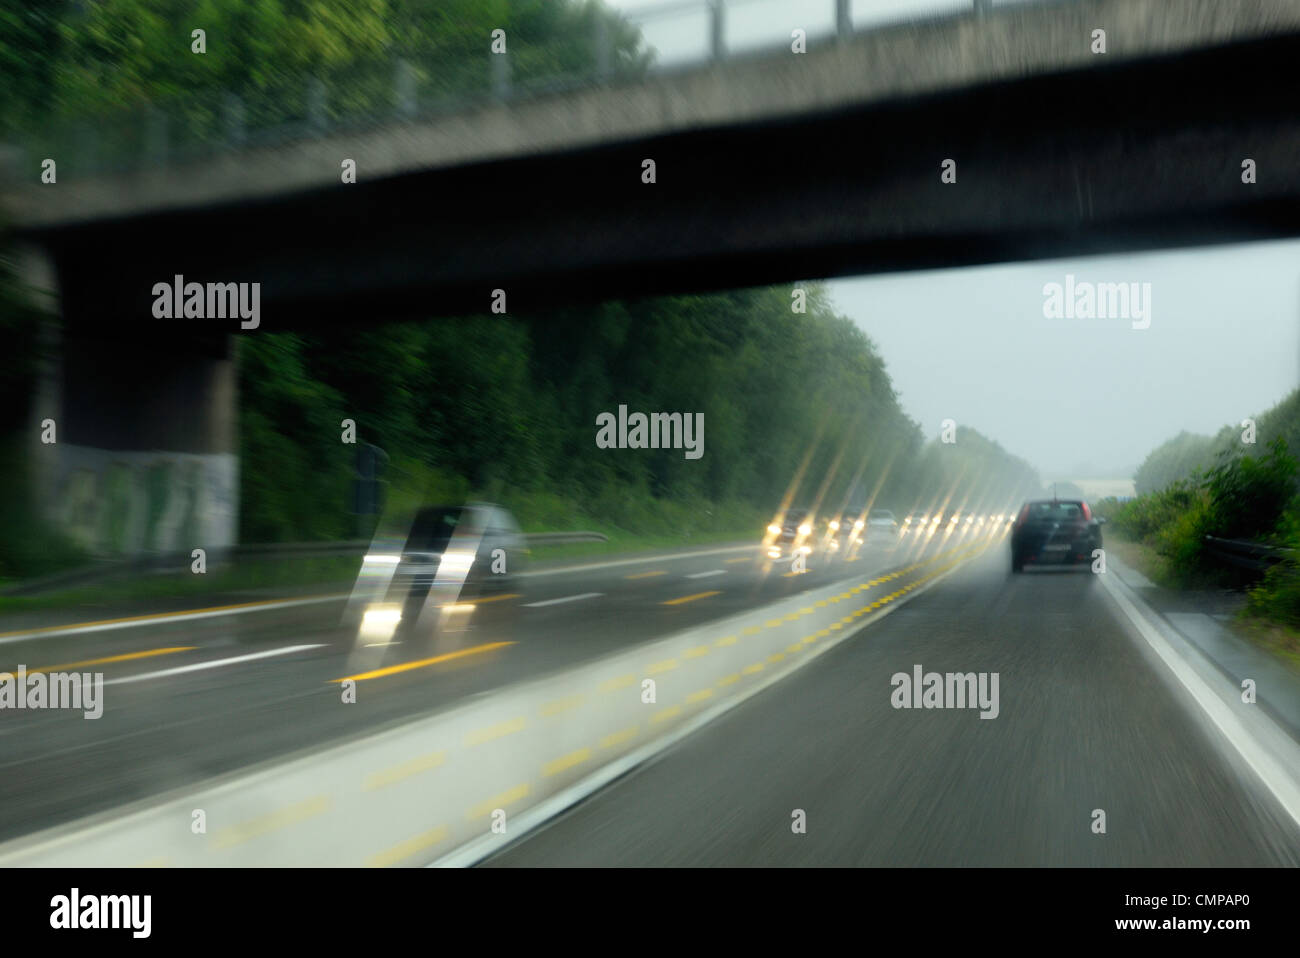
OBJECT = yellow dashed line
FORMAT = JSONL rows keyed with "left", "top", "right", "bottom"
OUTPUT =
{"left": 663, "top": 590, "right": 721, "bottom": 606}
{"left": 714, "top": 635, "right": 738, "bottom": 647}
{"left": 214, "top": 796, "right": 331, "bottom": 850}
{"left": 686, "top": 688, "right": 713, "bottom": 704}
{"left": 647, "top": 658, "right": 679, "bottom": 675}
{"left": 717, "top": 673, "right": 740, "bottom": 686}
{"left": 15, "top": 646, "right": 196, "bottom": 675}
{"left": 363, "top": 751, "right": 447, "bottom": 791}
{"left": 650, "top": 705, "right": 682, "bottom": 723}
{"left": 465, "top": 717, "right": 527, "bottom": 746}
{"left": 539, "top": 694, "right": 585, "bottom": 717}
{"left": 600, "top": 673, "right": 637, "bottom": 692}
{"left": 0, "top": 596, "right": 347, "bottom": 641}
{"left": 367, "top": 825, "right": 450, "bottom": 868}
{"left": 543, "top": 748, "right": 592, "bottom": 777}
{"left": 625, "top": 570, "right": 666, "bottom": 579}
{"left": 445, "top": 592, "right": 519, "bottom": 606}
{"left": 332, "top": 641, "right": 514, "bottom": 683}
{"left": 467, "top": 784, "right": 530, "bottom": 820}
{"left": 724, "top": 556, "right": 751, "bottom": 564}
{"left": 742, "top": 662, "right": 765, "bottom": 675}
{"left": 683, "top": 645, "right": 710, "bottom": 659}
{"left": 599, "top": 726, "right": 638, "bottom": 749}
{"left": 742, "top": 626, "right": 762, "bottom": 636}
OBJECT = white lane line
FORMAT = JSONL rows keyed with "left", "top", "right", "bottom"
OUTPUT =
{"left": 520, "top": 545, "right": 751, "bottom": 579}
{"left": 522, "top": 593, "right": 603, "bottom": 609}
{"left": 685, "top": 570, "right": 727, "bottom": 579}
{"left": 1100, "top": 573, "right": 1300, "bottom": 831}
{"left": 104, "top": 644, "right": 326, "bottom": 686}
{"left": 0, "top": 595, "right": 348, "bottom": 645}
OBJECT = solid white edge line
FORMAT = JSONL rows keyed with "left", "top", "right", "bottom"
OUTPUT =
{"left": 429, "top": 542, "right": 990, "bottom": 867}
{"left": 1099, "top": 572, "right": 1300, "bottom": 830}
{"left": 103, "top": 644, "right": 327, "bottom": 686}
{"left": 685, "top": 569, "right": 727, "bottom": 579}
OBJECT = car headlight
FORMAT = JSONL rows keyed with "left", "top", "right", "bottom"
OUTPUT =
{"left": 767, "top": 524, "right": 781, "bottom": 535}
{"left": 829, "top": 520, "right": 840, "bottom": 531}
{"left": 439, "top": 550, "right": 475, "bottom": 574}
{"left": 854, "top": 520, "right": 865, "bottom": 530}
{"left": 798, "top": 524, "right": 812, "bottom": 536}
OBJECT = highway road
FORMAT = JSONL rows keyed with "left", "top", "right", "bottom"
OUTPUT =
{"left": 3, "top": 522, "right": 1297, "bottom": 867}
{"left": 0, "top": 527, "right": 943, "bottom": 844}
{"left": 488, "top": 542, "right": 1300, "bottom": 867}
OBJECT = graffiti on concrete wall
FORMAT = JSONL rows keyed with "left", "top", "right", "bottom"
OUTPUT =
{"left": 50, "top": 445, "right": 237, "bottom": 556}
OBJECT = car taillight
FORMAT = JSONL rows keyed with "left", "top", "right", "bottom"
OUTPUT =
{"left": 1015, "top": 504, "right": 1030, "bottom": 526}
{"left": 1081, "top": 502, "right": 1092, "bottom": 521}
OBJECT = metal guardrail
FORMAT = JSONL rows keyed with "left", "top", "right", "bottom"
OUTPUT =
{"left": 1, "top": 0, "right": 993, "bottom": 180}
{"left": 0, "top": 533, "right": 609, "bottom": 597}
{"left": 1203, "top": 535, "right": 1295, "bottom": 573}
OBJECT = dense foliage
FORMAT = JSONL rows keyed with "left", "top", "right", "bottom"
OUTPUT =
{"left": 236, "top": 284, "right": 1042, "bottom": 543}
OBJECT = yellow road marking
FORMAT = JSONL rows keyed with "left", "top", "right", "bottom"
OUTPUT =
{"left": 625, "top": 570, "right": 666, "bottom": 579}
{"left": 468, "top": 784, "right": 530, "bottom": 820}
{"left": 600, "top": 673, "right": 636, "bottom": 692}
{"left": 714, "top": 635, "right": 738, "bottom": 647}
{"left": 0, "top": 596, "right": 345, "bottom": 640}
{"left": 444, "top": 592, "right": 519, "bottom": 606}
{"left": 599, "top": 726, "right": 638, "bottom": 749}
{"left": 465, "top": 717, "right": 527, "bottom": 746}
{"left": 543, "top": 748, "right": 592, "bottom": 777}
{"left": 364, "top": 751, "right": 447, "bottom": 791}
{"left": 14, "top": 646, "right": 195, "bottom": 675}
{"left": 647, "top": 658, "right": 679, "bottom": 674}
{"left": 367, "top": 825, "right": 450, "bottom": 868}
{"left": 539, "top": 694, "right": 585, "bottom": 717}
{"left": 663, "top": 591, "right": 720, "bottom": 606}
{"left": 214, "top": 796, "right": 331, "bottom": 849}
{"left": 686, "top": 688, "right": 713, "bottom": 704}
{"left": 683, "top": 645, "right": 710, "bottom": 659}
{"left": 650, "top": 705, "right": 682, "bottom": 723}
{"left": 331, "top": 641, "right": 513, "bottom": 683}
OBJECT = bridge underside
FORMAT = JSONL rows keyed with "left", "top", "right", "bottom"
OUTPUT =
{"left": 18, "top": 30, "right": 1300, "bottom": 556}
{"left": 30, "top": 31, "right": 1300, "bottom": 332}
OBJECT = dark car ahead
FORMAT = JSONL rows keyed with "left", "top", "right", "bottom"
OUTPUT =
{"left": 1010, "top": 499, "right": 1103, "bottom": 572}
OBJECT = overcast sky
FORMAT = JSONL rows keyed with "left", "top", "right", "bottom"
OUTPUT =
{"left": 831, "top": 243, "right": 1300, "bottom": 479}
{"left": 604, "top": 0, "right": 1300, "bottom": 480}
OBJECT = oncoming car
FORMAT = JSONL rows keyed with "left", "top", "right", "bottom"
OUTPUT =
{"left": 763, "top": 507, "right": 815, "bottom": 560}
{"left": 349, "top": 502, "right": 527, "bottom": 641}
{"left": 1009, "top": 498, "right": 1104, "bottom": 572}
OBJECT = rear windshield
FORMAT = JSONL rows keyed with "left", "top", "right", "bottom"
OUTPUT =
{"left": 1026, "top": 501, "right": 1084, "bottom": 520}
{"left": 407, "top": 507, "right": 468, "bottom": 547}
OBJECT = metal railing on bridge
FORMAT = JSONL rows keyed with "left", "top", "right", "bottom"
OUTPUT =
{"left": 1, "top": 0, "right": 1018, "bottom": 181}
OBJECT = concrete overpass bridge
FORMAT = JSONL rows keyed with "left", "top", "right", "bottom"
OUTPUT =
{"left": 4, "top": 0, "right": 1300, "bottom": 555}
